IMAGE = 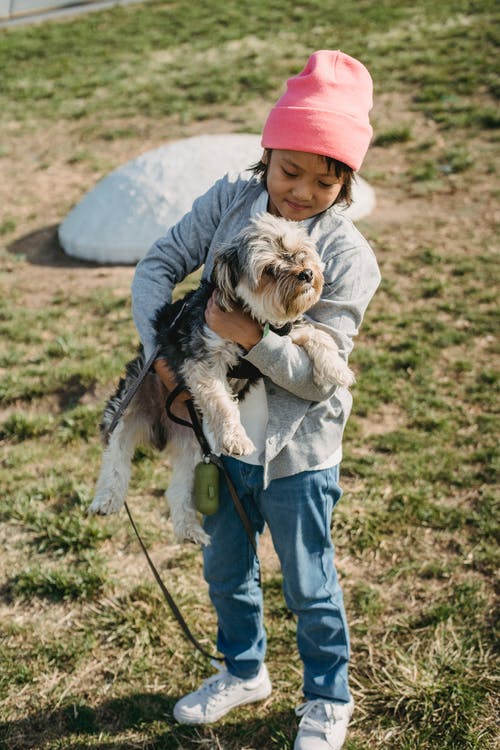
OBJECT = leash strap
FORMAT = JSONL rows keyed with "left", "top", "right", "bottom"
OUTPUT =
{"left": 106, "top": 345, "right": 161, "bottom": 437}
{"left": 108, "top": 307, "right": 259, "bottom": 657}
{"left": 209, "top": 453, "right": 259, "bottom": 559}
{"left": 124, "top": 501, "right": 222, "bottom": 662}
{"left": 185, "top": 399, "right": 216, "bottom": 458}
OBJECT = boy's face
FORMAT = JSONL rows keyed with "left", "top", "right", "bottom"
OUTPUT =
{"left": 263, "top": 149, "right": 344, "bottom": 221}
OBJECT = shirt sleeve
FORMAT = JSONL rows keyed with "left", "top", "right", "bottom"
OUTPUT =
{"left": 243, "top": 242, "right": 381, "bottom": 402}
{"left": 131, "top": 173, "right": 239, "bottom": 359}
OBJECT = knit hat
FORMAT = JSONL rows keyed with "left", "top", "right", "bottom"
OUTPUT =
{"left": 261, "top": 50, "right": 373, "bottom": 171}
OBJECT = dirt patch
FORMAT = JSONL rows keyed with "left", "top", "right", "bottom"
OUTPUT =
{"left": 1, "top": 110, "right": 270, "bottom": 310}
{"left": 3, "top": 90, "right": 496, "bottom": 315}
{"left": 357, "top": 403, "right": 407, "bottom": 438}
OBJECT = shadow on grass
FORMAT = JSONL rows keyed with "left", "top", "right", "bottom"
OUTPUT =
{"left": 7, "top": 224, "right": 98, "bottom": 268}
{"left": 7, "top": 224, "right": 130, "bottom": 269}
{"left": 0, "top": 692, "right": 295, "bottom": 749}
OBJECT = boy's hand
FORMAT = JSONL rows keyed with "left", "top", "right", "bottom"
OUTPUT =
{"left": 205, "top": 293, "right": 263, "bottom": 351}
{"left": 153, "top": 358, "right": 191, "bottom": 420}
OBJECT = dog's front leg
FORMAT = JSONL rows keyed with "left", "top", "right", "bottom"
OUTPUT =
{"left": 290, "top": 325, "right": 355, "bottom": 388}
{"left": 166, "top": 427, "right": 210, "bottom": 546}
{"left": 183, "top": 366, "right": 255, "bottom": 457}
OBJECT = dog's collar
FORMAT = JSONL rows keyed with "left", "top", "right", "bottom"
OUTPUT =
{"left": 267, "top": 321, "right": 293, "bottom": 336}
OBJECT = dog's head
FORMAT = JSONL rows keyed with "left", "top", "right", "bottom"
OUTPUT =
{"left": 212, "top": 214, "right": 324, "bottom": 325}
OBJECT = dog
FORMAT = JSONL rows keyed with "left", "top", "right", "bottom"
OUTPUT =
{"left": 89, "top": 214, "right": 354, "bottom": 545}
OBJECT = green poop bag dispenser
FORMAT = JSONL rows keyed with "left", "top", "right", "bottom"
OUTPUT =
{"left": 194, "top": 456, "right": 219, "bottom": 515}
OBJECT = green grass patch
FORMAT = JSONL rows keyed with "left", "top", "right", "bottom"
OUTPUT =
{"left": 373, "top": 125, "right": 412, "bottom": 147}
{"left": 0, "top": 0, "right": 497, "bottom": 137}
{"left": 8, "top": 561, "right": 108, "bottom": 602}
{"left": 0, "top": 1, "right": 498, "bottom": 748}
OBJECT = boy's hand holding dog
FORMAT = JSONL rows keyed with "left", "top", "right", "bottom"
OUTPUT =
{"left": 153, "top": 359, "right": 189, "bottom": 395}
{"left": 155, "top": 293, "right": 262, "bottom": 395}
{"left": 154, "top": 296, "right": 262, "bottom": 420}
{"left": 153, "top": 359, "right": 191, "bottom": 421}
{"left": 205, "top": 293, "right": 263, "bottom": 351}
{"left": 154, "top": 295, "right": 261, "bottom": 389}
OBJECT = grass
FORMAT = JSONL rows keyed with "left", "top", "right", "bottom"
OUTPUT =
{"left": 0, "top": 0, "right": 499, "bottom": 748}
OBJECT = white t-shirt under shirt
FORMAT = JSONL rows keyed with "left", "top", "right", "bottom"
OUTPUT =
{"left": 235, "top": 193, "right": 342, "bottom": 471}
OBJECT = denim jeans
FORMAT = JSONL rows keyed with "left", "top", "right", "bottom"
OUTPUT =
{"left": 202, "top": 456, "right": 351, "bottom": 703}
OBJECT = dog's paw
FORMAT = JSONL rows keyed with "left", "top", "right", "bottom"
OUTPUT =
{"left": 174, "top": 520, "right": 211, "bottom": 547}
{"left": 332, "top": 362, "right": 356, "bottom": 388}
{"left": 222, "top": 430, "right": 255, "bottom": 457}
{"left": 88, "top": 491, "right": 124, "bottom": 515}
{"left": 314, "top": 358, "right": 356, "bottom": 389}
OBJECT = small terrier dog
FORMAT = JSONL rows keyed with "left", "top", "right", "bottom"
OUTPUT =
{"left": 89, "top": 214, "right": 354, "bottom": 545}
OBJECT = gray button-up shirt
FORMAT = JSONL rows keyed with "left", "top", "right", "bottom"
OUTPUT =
{"left": 132, "top": 172, "right": 381, "bottom": 486}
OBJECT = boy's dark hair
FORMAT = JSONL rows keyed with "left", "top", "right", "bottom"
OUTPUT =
{"left": 250, "top": 149, "right": 354, "bottom": 207}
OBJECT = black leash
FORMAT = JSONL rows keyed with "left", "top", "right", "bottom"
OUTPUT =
{"left": 124, "top": 501, "right": 222, "bottom": 662}
{"left": 123, "top": 390, "right": 259, "bottom": 661}
{"left": 106, "top": 345, "right": 161, "bottom": 438}
{"left": 102, "top": 307, "right": 223, "bottom": 659}
{"left": 110, "top": 355, "right": 259, "bottom": 661}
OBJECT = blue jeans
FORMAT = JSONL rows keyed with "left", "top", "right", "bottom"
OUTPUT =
{"left": 202, "top": 457, "right": 351, "bottom": 703}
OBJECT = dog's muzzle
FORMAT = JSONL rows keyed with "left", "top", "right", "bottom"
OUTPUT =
{"left": 297, "top": 269, "right": 314, "bottom": 283}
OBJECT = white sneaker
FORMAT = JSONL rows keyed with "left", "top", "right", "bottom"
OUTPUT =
{"left": 173, "top": 660, "right": 272, "bottom": 725}
{"left": 294, "top": 698, "right": 354, "bottom": 750}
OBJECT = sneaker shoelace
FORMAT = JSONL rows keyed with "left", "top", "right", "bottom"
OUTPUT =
{"left": 198, "top": 660, "right": 240, "bottom": 704}
{"left": 295, "top": 699, "right": 340, "bottom": 733}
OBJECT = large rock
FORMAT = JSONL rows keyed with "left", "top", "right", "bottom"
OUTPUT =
{"left": 59, "top": 133, "right": 376, "bottom": 264}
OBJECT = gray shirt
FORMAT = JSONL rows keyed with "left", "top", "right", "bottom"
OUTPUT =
{"left": 131, "top": 171, "right": 381, "bottom": 486}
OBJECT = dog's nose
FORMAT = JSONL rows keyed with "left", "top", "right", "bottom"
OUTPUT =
{"left": 298, "top": 269, "right": 314, "bottom": 283}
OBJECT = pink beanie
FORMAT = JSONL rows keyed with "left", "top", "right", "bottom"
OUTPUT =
{"left": 261, "top": 50, "right": 373, "bottom": 171}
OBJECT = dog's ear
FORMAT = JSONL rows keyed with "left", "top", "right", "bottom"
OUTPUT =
{"left": 211, "top": 245, "right": 241, "bottom": 311}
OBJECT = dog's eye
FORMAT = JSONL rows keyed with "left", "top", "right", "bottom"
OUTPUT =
{"left": 264, "top": 265, "right": 277, "bottom": 277}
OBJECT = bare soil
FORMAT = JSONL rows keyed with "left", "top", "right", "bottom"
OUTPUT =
{"left": 3, "top": 85, "right": 496, "bottom": 297}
